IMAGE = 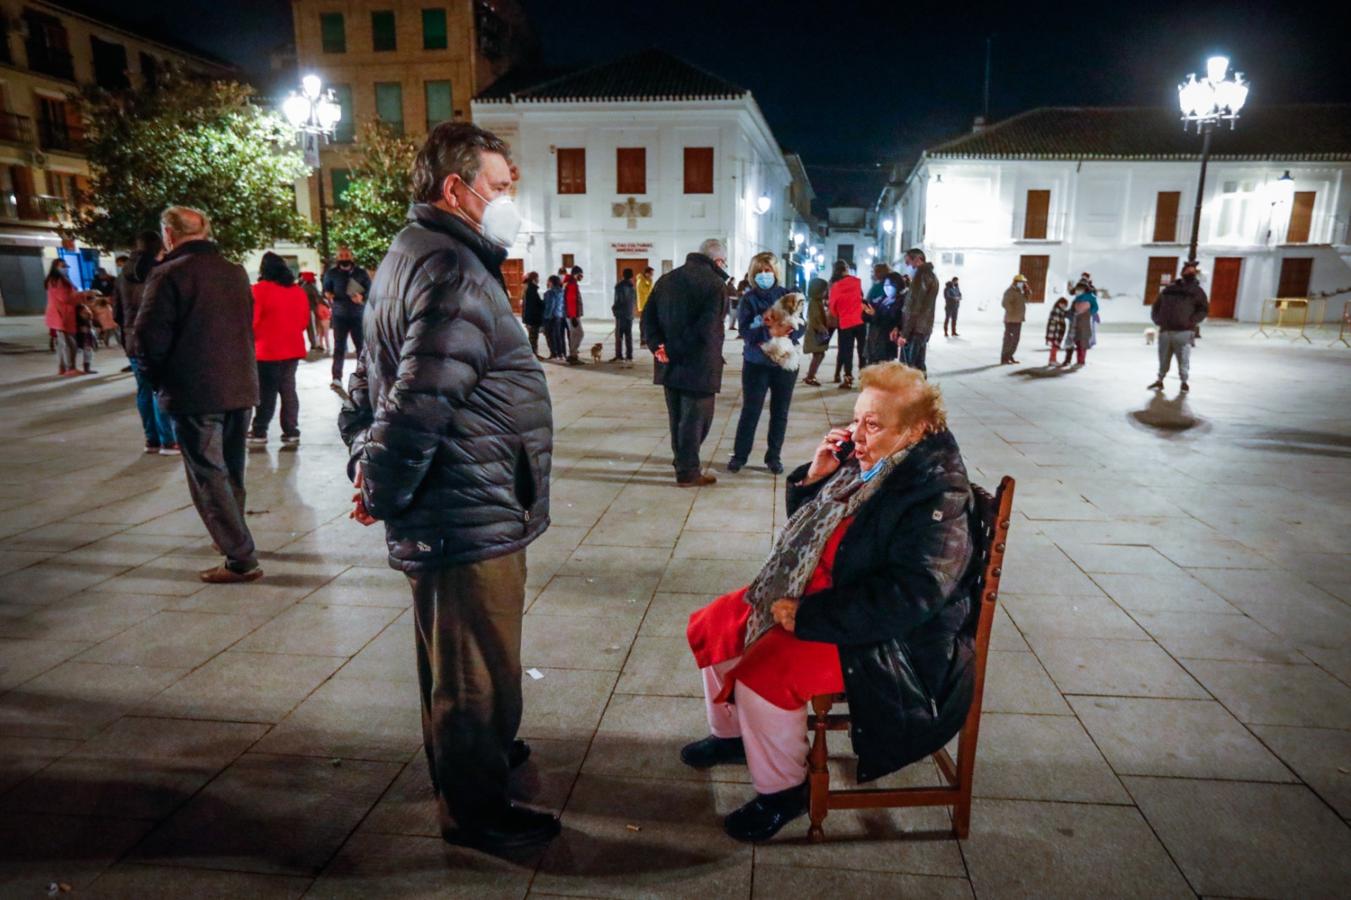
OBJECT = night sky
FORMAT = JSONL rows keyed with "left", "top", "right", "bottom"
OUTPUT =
{"left": 77, "top": 0, "right": 1351, "bottom": 211}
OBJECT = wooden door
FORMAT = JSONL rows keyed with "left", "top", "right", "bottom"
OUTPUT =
{"left": 615, "top": 257, "right": 647, "bottom": 286}
{"left": 1209, "top": 257, "right": 1242, "bottom": 318}
{"left": 1143, "top": 256, "right": 1178, "bottom": 305}
{"left": 1286, "top": 192, "right": 1315, "bottom": 243}
{"left": 1017, "top": 254, "right": 1048, "bottom": 302}
{"left": 1153, "top": 191, "right": 1181, "bottom": 242}
{"left": 1276, "top": 257, "right": 1312, "bottom": 298}
{"left": 501, "top": 258, "right": 524, "bottom": 313}
{"left": 1023, "top": 190, "right": 1050, "bottom": 239}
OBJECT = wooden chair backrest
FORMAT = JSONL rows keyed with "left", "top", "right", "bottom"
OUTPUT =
{"left": 953, "top": 476, "right": 1015, "bottom": 785}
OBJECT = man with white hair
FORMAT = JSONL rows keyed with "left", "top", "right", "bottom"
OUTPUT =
{"left": 134, "top": 206, "right": 262, "bottom": 583}
{"left": 642, "top": 238, "right": 730, "bottom": 487}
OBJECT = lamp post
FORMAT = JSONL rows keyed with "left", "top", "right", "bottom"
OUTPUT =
{"left": 282, "top": 74, "right": 343, "bottom": 270}
{"left": 1177, "top": 55, "right": 1248, "bottom": 265}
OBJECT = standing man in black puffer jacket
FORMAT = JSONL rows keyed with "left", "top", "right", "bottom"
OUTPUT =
{"left": 338, "top": 122, "right": 556, "bottom": 852}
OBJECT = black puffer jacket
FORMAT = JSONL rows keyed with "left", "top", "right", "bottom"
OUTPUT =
{"left": 339, "top": 204, "right": 552, "bottom": 572}
{"left": 789, "top": 430, "right": 977, "bottom": 783}
{"left": 1151, "top": 276, "right": 1209, "bottom": 331}
{"left": 641, "top": 252, "right": 727, "bottom": 394}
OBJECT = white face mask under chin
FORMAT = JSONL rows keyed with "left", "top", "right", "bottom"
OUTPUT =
{"left": 458, "top": 183, "right": 522, "bottom": 249}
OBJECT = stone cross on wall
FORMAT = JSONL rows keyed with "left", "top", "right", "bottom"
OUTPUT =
{"left": 612, "top": 196, "right": 653, "bottom": 230}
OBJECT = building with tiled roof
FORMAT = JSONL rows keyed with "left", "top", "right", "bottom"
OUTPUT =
{"left": 471, "top": 50, "right": 814, "bottom": 307}
{"left": 875, "top": 106, "right": 1351, "bottom": 325}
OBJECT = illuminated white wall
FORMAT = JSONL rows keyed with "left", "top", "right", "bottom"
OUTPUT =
{"left": 879, "top": 157, "right": 1351, "bottom": 324}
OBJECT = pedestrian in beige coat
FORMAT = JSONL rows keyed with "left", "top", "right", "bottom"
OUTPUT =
{"left": 1000, "top": 275, "right": 1029, "bottom": 364}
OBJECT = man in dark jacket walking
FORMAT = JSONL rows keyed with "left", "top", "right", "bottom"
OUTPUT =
{"left": 1149, "top": 261, "right": 1209, "bottom": 392}
{"left": 339, "top": 122, "right": 557, "bottom": 852}
{"left": 116, "top": 229, "right": 177, "bottom": 454}
{"left": 134, "top": 207, "right": 261, "bottom": 583}
{"left": 610, "top": 267, "right": 636, "bottom": 363}
{"left": 323, "top": 245, "right": 371, "bottom": 389}
{"left": 642, "top": 239, "right": 729, "bottom": 487}
{"left": 897, "top": 248, "right": 938, "bottom": 373}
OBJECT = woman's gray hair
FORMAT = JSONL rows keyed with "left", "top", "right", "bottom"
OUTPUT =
{"left": 161, "top": 206, "right": 211, "bottom": 240}
{"left": 412, "top": 122, "right": 512, "bottom": 202}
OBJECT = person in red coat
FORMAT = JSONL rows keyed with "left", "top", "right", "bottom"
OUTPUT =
{"left": 44, "top": 259, "right": 89, "bottom": 376}
{"left": 827, "top": 261, "right": 865, "bottom": 388}
{"left": 248, "top": 252, "right": 311, "bottom": 447}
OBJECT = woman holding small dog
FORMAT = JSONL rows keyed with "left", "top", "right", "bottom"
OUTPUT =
{"left": 729, "top": 253, "right": 803, "bottom": 476}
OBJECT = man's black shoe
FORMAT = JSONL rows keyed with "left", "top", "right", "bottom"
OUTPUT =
{"left": 680, "top": 735, "right": 746, "bottom": 769}
{"left": 765, "top": 459, "right": 784, "bottom": 475}
{"left": 724, "top": 782, "right": 809, "bottom": 842}
{"left": 726, "top": 457, "right": 744, "bottom": 473}
{"left": 442, "top": 803, "right": 560, "bottom": 851}
{"left": 509, "top": 739, "right": 530, "bottom": 769}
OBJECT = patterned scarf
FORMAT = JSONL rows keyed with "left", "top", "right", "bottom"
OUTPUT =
{"left": 743, "top": 450, "right": 907, "bottom": 646}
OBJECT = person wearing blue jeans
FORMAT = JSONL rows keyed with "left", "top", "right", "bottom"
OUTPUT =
{"left": 728, "top": 253, "right": 803, "bottom": 475}
{"left": 130, "top": 358, "right": 178, "bottom": 453}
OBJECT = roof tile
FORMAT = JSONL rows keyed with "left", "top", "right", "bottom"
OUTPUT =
{"left": 475, "top": 49, "right": 746, "bottom": 103}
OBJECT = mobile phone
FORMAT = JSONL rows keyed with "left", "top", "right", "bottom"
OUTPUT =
{"left": 833, "top": 431, "right": 856, "bottom": 462}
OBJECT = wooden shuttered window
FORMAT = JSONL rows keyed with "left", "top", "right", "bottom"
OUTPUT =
{"left": 684, "top": 147, "right": 713, "bottom": 194}
{"left": 1286, "top": 191, "right": 1315, "bottom": 243}
{"left": 1017, "top": 254, "right": 1049, "bottom": 302}
{"left": 1153, "top": 191, "right": 1181, "bottom": 242}
{"left": 1276, "top": 258, "right": 1313, "bottom": 298}
{"left": 616, "top": 148, "right": 646, "bottom": 194}
{"left": 557, "top": 148, "right": 586, "bottom": 194}
{"left": 1023, "top": 189, "right": 1050, "bottom": 239}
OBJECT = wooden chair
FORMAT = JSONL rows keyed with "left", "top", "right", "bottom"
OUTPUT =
{"left": 806, "top": 475, "right": 1015, "bottom": 842}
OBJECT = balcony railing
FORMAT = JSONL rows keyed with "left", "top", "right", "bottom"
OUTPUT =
{"left": 1, "top": 193, "right": 62, "bottom": 222}
{"left": 25, "top": 43, "right": 75, "bottom": 80}
{"left": 0, "top": 112, "right": 34, "bottom": 146}
{"left": 37, "top": 117, "right": 84, "bottom": 154}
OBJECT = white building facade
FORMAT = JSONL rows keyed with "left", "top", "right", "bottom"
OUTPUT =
{"left": 471, "top": 51, "right": 796, "bottom": 307}
{"left": 877, "top": 106, "right": 1351, "bottom": 324}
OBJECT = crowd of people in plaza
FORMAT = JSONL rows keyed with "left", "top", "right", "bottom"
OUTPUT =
{"left": 51, "top": 113, "right": 1217, "bottom": 857}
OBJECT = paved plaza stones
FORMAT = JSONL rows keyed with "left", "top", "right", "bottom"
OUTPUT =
{"left": 0, "top": 313, "right": 1348, "bottom": 897}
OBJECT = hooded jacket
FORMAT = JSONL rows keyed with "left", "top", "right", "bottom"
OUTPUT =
{"left": 338, "top": 203, "right": 553, "bottom": 571}
{"left": 802, "top": 277, "right": 831, "bottom": 355}
{"left": 789, "top": 430, "right": 978, "bottom": 782}
{"left": 902, "top": 262, "right": 939, "bottom": 338}
{"left": 113, "top": 252, "right": 156, "bottom": 353}
{"left": 1151, "top": 276, "right": 1209, "bottom": 331}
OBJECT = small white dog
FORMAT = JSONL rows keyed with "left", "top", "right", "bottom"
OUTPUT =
{"left": 758, "top": 292, "right": 806, "bottom": 370}
{"left": 1144, "top": 327, "right": 1157, "bottom": 345}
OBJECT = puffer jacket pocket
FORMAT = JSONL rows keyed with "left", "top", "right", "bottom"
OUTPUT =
{"left": 512, "top": 442, "right": 538, "bottom": 518}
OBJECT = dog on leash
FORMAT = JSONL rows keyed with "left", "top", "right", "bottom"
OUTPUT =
{"left": 589, "top": 342, "right": 604, "bottom": 364}
{"left": 1144, "top": 327, "right": 1157, "bottom": 345}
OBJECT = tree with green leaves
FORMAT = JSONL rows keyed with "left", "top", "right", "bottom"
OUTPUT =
{"left": 328, "top": 121, "right": 420, "bottom": 269}
{"left": 70, "top": 76, "right": 314, "bottom": 261}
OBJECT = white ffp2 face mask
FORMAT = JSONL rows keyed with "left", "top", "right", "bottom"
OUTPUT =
{"left": 461, "top": 183, "right": 522, "bottom": 249}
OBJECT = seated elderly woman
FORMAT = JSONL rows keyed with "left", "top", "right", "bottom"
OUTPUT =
{"left": 683, "top": 361, "right": 977, "bottom": 842}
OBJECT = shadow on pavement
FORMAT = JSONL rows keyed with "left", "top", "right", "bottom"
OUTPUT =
{"left": 1128, "top": 392, "right": 1208, "bottom": 438}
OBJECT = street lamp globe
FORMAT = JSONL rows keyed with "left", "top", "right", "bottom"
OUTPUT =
{"left": 882, "top": 217, "right": 895, "bottom": 234}
{"left": 794, "top": 231, "right": 805, "bottom": 247}
{"left": 815, "top": 252, "right": 825, "bottom": 266}
{"left": 755, "top": 194, "right": 772, "bottom": 215}
{"left": 281, "top": 93, "right": 310, "bottom": 129}
{"left": 302, "top": 74, "right": 323, "bottom": 100}
{"left": 316, "top": 96, "right": 342, "bottom": 132}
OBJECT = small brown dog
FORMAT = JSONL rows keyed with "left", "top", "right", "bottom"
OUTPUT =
{"left": 589, "top": 342, "right": 604, "bottom": 363}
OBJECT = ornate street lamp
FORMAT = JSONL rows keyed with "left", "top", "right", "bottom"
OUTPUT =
{"left": 282, "top": 74, "right": 343, "bottom": 269}
{"left": 1177, "top": 55, "right": 1248, "bottom": 264}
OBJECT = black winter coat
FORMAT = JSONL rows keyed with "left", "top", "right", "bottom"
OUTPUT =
{"left": 338, "top": 204, "right": 553, "bottom": 572}
{"left": 790, "top": 430, "right": 978, "bottom": 783}
{"left": 1151, "top": 277, "right": 1209, "bottom": 331}
{"left": 113, "top": 251, "right": 156, "bottom": 356}
{"left": 522, "top": 282, "right": 544, "bottom": 327}
{"left": 133, "top": 241, "right": 258, "bottom": 415}
{"left": 641, "top": 252, "right": 727, "bottom": 394}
